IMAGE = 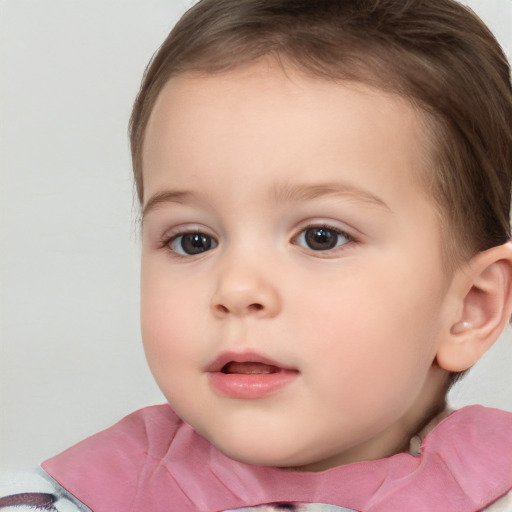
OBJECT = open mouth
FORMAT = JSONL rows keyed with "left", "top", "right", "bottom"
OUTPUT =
{"left": 208, "top": 352, "right": 299, "bottom": 398}
{"left": 206, "top": 351, "right": 295, "bottom": 374}
{"left": 221, "top": 362, "right": 283, "bottom": 374}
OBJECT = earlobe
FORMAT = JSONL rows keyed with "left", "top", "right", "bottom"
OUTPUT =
{"left": 436, "top": 242, "right": 512, "bottom": 373}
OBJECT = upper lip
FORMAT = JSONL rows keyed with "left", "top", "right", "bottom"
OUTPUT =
{"left": 205, "top": 351, "right": 297, "bottom": 373}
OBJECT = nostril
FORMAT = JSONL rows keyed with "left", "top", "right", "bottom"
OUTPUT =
{"left": 214, "top": 303, "right": 264, "bottom": 314}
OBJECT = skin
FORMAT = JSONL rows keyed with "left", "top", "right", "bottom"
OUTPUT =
{"left": 140, "top": 61, "right": 459, "bottom": 472}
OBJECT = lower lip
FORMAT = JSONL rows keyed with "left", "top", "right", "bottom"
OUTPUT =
{"left": 208, "top": 370, "right": 298, "bottom": 399}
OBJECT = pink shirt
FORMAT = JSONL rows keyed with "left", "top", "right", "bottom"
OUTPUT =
{"left": 42, "top": 405, "right": 512, "bottom": 512}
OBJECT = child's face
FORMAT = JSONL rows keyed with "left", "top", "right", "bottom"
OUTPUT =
{"left": 140, "top": 62, "right": 454, "bottom": 471}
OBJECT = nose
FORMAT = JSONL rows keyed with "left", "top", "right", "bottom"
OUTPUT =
{"left": 210, "top": 262, "right": 281, "bottom": 319}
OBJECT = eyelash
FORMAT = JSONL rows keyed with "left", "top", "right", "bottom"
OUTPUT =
{"left": 292, "top": 223, "right": 354, "bottom": 254}
{"left": 159, "top": 223, "right": 355, "bottom": 257}
{"left": 159, "top": 228, "right": 218, "bottom": 257}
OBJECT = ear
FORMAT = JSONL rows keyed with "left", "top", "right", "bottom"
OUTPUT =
{"left": 436, "top": 242, "right": 512, "bottom": 373}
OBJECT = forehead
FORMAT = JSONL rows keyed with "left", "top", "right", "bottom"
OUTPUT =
{"left": 142, "top": 61, "right": 430, "bottom": 208}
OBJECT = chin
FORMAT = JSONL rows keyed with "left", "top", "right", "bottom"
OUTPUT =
{"left": 186, "top": 411, "right": 324, "bottom": 469}
{"left": 207, "top": 433, "right": 317, "bottom": 469}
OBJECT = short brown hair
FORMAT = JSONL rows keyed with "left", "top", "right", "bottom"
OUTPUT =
{"left": 130, "top": 0, "right": 512, "bottom": 264}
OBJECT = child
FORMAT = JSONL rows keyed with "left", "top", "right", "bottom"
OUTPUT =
{"left": 2, "top": 0, "right": 512, "bottom": 510}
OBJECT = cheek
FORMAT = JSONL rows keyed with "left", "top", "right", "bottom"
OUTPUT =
{"left": 300, "top": 262, "right": 443, "bottom": 392}
{"left": 140, "top": 261, "right": 199, "bottom": 377}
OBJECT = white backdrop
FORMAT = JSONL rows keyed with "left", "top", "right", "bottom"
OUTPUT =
{"left": 1, "top": 0, "right": 511, "bottom": 472}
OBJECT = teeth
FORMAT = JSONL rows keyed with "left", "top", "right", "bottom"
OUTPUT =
{"left": 222, "top": 362, "right": 279, "bottom": 374}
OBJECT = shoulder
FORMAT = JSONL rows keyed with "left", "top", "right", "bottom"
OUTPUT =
{"left": 423, "top": 406, "right": 512, "bottom": 511}
{"left": 425, "top": 405, "right": 512, "bottom": 451}
{"left": 39, "top": 404, "right": 189, "bottom": 511}
{"left": 1, "top": 405, "right": 183, "bottom": 512}
{"left": 43, "top": 403, "right": 180, "bottom": 473}
{"left": 485, "top": 490, "right": 512, "bottom": 511}
{"left": 0, "top": 468, "right": 91, "bottom": 511}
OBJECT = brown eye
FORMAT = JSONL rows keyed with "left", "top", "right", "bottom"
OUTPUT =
{"left": 296, "top": 227, "right": 350, "bottom": 251}
{"left": 171, "top": 232, "right": 217, "bottom": 255}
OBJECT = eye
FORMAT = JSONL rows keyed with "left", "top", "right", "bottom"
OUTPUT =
{"left": 295, "top": 226, "right": 351, "bottom": 251}
{"left": 169, "top": 232, "right": 218, "bottom": 255}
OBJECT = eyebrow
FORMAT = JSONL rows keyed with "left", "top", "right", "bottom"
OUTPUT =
{"left": 142, "top": 180, "right": 392, "bottom": 219}
{"left": 142, "top": 190, "right": 193, "bottom": 219}
{"left": 269, "top": 181, "right": 392, "bottom": 212}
